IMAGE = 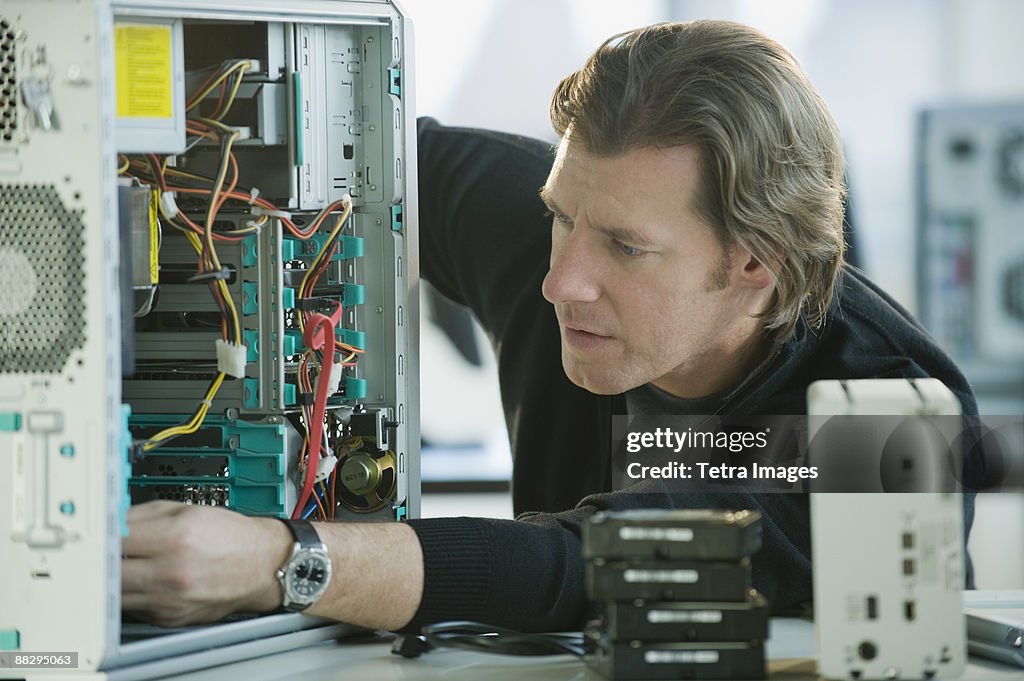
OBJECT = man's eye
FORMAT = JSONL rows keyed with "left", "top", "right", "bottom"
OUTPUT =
{"left": 616, "top": 242, "right": 645, "bottom": 258}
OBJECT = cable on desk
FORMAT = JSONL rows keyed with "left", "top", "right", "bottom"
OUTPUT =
{"left": 391, "top": 621, "right": 585, "bottom": 659}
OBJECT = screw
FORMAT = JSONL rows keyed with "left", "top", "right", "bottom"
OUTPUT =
{"left": 369, "top": 184, "right": 377, "bottom": 191}
{"left": 59, "top": 444, "right": 74, "bottom": 458}
{"left": 375, "top": 306, "right": 383, "bottom": 313}
{"left": 303, "top": 241, "right": 317, "bottom": 254}
{"left": 59, "top": 501, "right": 75, "bottom": 515}
{"left": 375, "top": 218, "right": 383, "bottom": 225}
{"left": 377, "top": 394, "right": 385, "bottom": 401}
{"left": 66, "top": 64, "right": 82, "bottom": 82}
{"left": 367, "top": 36, "right": 374, "bottom": 43}
{"left": 368, "top": 125, "right": 376, "bottom": 132}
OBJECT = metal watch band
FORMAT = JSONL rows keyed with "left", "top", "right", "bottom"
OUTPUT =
{"left": 280, "top": 519, "right": 324, "bottom": 549}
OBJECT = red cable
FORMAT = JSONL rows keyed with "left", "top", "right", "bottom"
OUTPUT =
{"left": 291, "top": 306, "right": 342, "bottom": 518}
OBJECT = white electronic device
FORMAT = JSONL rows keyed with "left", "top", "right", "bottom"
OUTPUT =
{"left": 808, "top": 378, "right": 966, "bottom": 680}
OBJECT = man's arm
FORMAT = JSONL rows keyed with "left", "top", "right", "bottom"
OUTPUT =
{"left": 121, "top": 501, "right": 424, "bottom": 630}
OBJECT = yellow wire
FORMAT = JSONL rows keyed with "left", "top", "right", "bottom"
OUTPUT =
{"left": 142, "top": 372, "right": 227, "bottom": 451}
{"left": 198, "top": 120, "right": 241, "bottom": 272}
{"left": 182, "top": 231, "right": 241, "bottom": 344}
{"left": 217, "top": 277, "right": 241, "bottom": 345}
{"left": 211, "top": 66, "right": 247, "bottom": 121}
{"left": 186, "top": 60, "right": 251, "bottom": 112}
{"left": 297, "top": 196, "right": 353, "bottom": 334}
{"left": 117, "top": 155, "right": 130, "bottom": 174}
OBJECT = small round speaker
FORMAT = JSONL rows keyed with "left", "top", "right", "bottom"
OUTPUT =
{"left": 336, "top": 448, "right": 397, "bottom": 513}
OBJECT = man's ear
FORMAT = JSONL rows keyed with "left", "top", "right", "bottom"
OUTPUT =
{"left": 734, "top": 248, "right": 779, "bottom": 290}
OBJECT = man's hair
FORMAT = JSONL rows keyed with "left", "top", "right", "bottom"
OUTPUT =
{"left": 550, "top": 20, "right": 847, "bottom": 339}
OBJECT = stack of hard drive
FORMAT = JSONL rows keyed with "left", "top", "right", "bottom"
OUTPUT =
{"left": 582, "top": 509, "right": 769, "bottom": 680}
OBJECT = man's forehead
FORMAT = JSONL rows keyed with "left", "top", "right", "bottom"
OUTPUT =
{"left": 543, "top": 138, "right": 705, "bottom": 216}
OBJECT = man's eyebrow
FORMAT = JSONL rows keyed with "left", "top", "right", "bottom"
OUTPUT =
{"left": 538, "top": 186, "right": 658, "bottom": 247}
{"left": 538, "top": 186, "right": 563, "bottom": 213}
{"left": 595, "top": 225, "right": 658, "bottom": 248}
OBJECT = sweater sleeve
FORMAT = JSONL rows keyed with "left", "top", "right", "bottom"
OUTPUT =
{"left": 415, "top": 117, "right": 555, "bottom": 339}
{"left": 404, "top": 486, "right": 812, "bottom": 632}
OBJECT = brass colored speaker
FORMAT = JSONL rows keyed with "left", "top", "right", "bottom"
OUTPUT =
{"left": 336, "top": 448, "right": 397, "bottom": 513}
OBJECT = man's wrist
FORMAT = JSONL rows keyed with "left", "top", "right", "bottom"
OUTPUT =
{"left": 241, "top": 516, "right": 294, "bottom": 613}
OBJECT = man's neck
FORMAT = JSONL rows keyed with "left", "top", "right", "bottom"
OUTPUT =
{"left": 651, "top": 326, "right": 771, "bottom": 399}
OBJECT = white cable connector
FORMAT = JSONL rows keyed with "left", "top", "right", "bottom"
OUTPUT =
{"left": 314, "top": 454, "right": 338, "bottom": 484}
{"left": 159, "top": 191, "right": 179, "bottom": 220}
{"left": 215, "top": 340, "right": 247, "bottom": 379}
{"left": 325, "top": 363, "right": 345, "bottom": 395}
{"left": 250, "top": 205, "right": 293, "bottom": 220}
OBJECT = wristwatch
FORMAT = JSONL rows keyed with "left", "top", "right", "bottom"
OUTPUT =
{"left": 276, "top": 519, "right": 332, "bottom": 611}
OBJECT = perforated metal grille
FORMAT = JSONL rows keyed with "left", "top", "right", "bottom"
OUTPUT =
{"left": 0, "top": 18, "right": 17, "bottom": 143}
{"left": 0, "top": 184, "right": 86, "bottom": 373}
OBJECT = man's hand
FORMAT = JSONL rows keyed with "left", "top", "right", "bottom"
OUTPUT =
{"left": 121, "top": 500, "right": 425, "bottom": 630}
{"left": 122, "top": 501, "right": 291, "bottom": 627}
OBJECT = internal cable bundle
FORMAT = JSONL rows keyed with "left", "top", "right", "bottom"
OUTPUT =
{"left": 125, "top": 60, "right": 363, "bottom": 474}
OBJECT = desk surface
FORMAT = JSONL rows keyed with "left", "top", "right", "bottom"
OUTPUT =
{"left": 154, "top": 618, "right": 1019, "bottom": 681}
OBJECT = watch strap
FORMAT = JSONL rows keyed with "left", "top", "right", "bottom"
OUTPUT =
{"left": 280, "top": 519, "right": 324, "bottom": 549}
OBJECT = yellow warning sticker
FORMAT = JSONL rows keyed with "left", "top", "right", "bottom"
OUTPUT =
{"left": 115, "top": 24, "right": 173, "bottom": 118}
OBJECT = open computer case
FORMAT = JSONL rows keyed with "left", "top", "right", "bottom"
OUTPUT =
{"left": 0, "top": 0, "right": 419, "bottom": 677}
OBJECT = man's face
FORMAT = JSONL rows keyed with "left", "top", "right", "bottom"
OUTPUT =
{"left": 540, "top": 138, "right": 769, "bottom": 398}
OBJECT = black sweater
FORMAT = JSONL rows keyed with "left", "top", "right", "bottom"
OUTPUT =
{"left": 406, "top": 118, "right": 977, "bottom": 631}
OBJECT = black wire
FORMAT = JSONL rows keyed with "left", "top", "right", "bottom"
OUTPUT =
{"left": 392, "top": 621, "right": 585, "bottom": 659}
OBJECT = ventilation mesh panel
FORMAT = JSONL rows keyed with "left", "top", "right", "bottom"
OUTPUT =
{"left": 0, "top": 18, "right": 17, "bottom": 143}
{"left": 0, "top": 183, "right": 86, "bottom": 373}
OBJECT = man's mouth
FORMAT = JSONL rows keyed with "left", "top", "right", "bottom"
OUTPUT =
{"left": 563, "top": 324, "right": 612, "bottom": 349}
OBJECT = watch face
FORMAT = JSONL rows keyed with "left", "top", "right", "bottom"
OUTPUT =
{"left": 285, "top": 548, "right": 331, "bottom": 602}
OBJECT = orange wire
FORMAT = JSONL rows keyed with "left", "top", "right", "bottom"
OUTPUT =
{"left": 329, "top": 467, "right": 337, "bottom": 521}
{"left": 313, "top": 483, "right": 328, "bottom": 520}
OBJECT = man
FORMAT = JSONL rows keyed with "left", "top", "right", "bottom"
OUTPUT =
{"left": 122, "top": 20, "right": 976, "bottom": 632}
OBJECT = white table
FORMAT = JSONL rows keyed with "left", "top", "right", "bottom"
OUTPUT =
{"left": 150, "top": 618, "right": 1020, "bottom": 681}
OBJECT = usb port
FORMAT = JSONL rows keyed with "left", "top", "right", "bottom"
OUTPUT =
{"left": 903, "top": 559, "right": 915, "bottom": 576}
{"left": 904, "top": 599, "right": 916, "bottom": 621}
{"left": 866, "top": 596, "right": 878, "bottom": 620}
{"left": 902, "top": 532, "right": 914, "bottom": 549}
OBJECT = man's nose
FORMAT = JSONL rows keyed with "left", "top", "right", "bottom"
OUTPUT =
{"left": 541, "top": 227, "right": 601, "bottom": 305}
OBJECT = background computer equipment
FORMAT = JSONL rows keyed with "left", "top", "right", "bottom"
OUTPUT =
{"left": 808, "top": 378, "right": 966, "bottom": 680}
{"left": 0, "top": 0, "right": 418, "bottom": 676}
{"left": 917, "top": 102, "right": 1024, "bottom": 392}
